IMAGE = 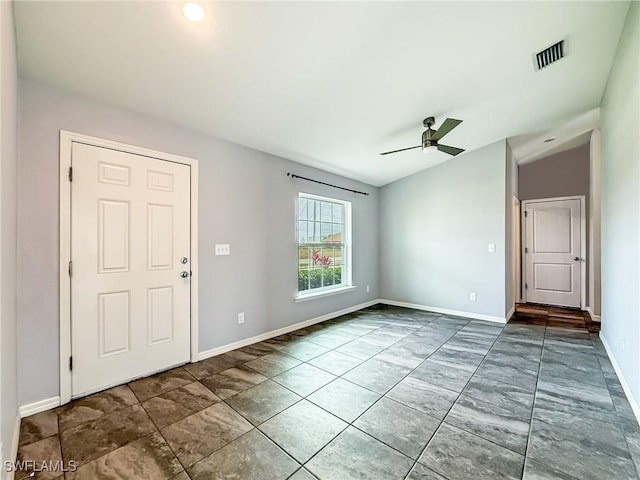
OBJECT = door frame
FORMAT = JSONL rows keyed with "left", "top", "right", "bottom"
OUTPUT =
{"left": 521, "top": 195, "right": 586, "bottom": 309}
{"left": 59, "top": 130, "right": 199, "bottom": 404}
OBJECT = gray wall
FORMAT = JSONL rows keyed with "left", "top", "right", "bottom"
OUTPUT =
{"left": 1, "top": 0, "right": 19, "bottom": 469}
{"left": 17, "top": 80, "right": 380, "bottom": 406}
{"left": 518, "top": 143, "right": 590, "bottom": 201}
{"left": 380, "top": 140, "right": 507, "bottom": 319}
{"left": 601, "top": 2, "right": 639, "bottom": 408}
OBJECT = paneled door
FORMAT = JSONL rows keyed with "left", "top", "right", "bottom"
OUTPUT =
{"left": 71, "top": 142, "right": 191, "bottom": 397}
{"left": 523, "top": 197, "right": 583, "bottom": 308}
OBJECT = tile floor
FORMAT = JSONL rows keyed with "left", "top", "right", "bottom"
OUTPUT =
{"left": 15, "top": 304, "right": 640, "bottom": 480}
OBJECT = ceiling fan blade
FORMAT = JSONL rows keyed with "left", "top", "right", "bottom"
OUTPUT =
{"left": 430, "top": 118, "right": 462, "bottom": 141}
{"left": 437, "top": 144, "right": 465, "bottom": 156}
{"left": 379, "top": 145, "right": 421, "bottom": 155}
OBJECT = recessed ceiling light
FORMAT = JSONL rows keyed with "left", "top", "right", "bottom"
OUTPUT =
{"left": 183, "top": 2, "right": 205, "bottom": 22}
{"left": 544, "top": 137, "right": 556, "bottom": 143}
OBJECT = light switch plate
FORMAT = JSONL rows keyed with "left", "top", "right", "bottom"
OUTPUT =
{"left": 215, "top": 244, "right": 230, "bottom": 256}
{"left": 469, "top": 292, "right": 477, "bottom": 302}
{"left": 488, "top": 244, "right": 495, "bottom": 253}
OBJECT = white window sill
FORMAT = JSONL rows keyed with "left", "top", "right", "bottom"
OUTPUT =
{"left": 294, "top": 285, "right": 357, "bottom": 302}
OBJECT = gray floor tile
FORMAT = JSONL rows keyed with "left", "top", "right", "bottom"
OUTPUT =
{"left": 386, "top": 376, "right": 458, "bottom": 420}
{"left": 200, "top": 364, "right": 268, "bottom": 400}
{"left": 419, "top": 423, "right": 524, "bottom": 480}
{"left": 306, "top": 426, "right": 413, "bottom": 480}
{"left": 429, "top": 347, "right": 485, "bottom": 373}
{"left": 188, "top": 429, "right": 299, "bottom": 480}
{"left": 308, "top": 350, "right": 363, "bottom": 376}
{"left": 445, "top": 394, "right": 530, "bottom": 454}
{"left": 406, "top": 463, "right": 448, "bottom": 480}
{"left": 66, "top": 431, "right": 182, "bottom": 480}
{"left": 533, "top": 379, "right": 619, "bottom": 426}
{"left": 473, "top": 359, "right": 538, "bottom": 392}
{"left": 522, "top": 459, "right": 580, "bottom": 480}
{"left": 245, "top": 352, "right": 302, "bottom": 377}
{"left": 259, "top": 399, "right": 346, "bottom": 463}
{"left": 225, "top": 380, "right": 301, "bottom": 425}
{"left": 462, "top": 376, "right": 534, "bottom": 415}
{"left": 272, "top": 363, "right": 336, "bottom": 396}
{"left": 354, "top": 397, "right": 439, "bottom": 459}
{"left": 289, "top": 468, "right": 317, "bottom": 480}
{"left": 335, "top": 338, "right": 385, "bottom": 360}
{"left": 342, "top": 358, "right": 411, "bottom": 394}
{"left": 307, "top": 378, "right": 380, "bottom": 423}
{"left": 160, "top": 402, "right": 252, "bottom": 467}
{"left": 142, "top": 381, "right": 220, "bottom": 429}
{"left": 411, "top": 359, "right": 474, "bottom": 393}
{"left": 528, "top": 417, "right": 637, "bottom": 480}
{"left": 280, "top": 340, "right": 330, "bottom": 361}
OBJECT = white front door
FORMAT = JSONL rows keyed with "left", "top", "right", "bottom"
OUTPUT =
{"left": 71, "top": 142, "right": 191, "bottom": 397}
{"left": 524, "top": 198, "right": 583, "bottom": 308}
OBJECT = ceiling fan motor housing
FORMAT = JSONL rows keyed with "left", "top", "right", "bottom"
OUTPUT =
{"left": 422, "top": 128, "right": 436, "bottom": 148}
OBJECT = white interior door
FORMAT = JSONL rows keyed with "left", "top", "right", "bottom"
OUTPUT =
{"left": 524, "top": 198, "right": 582, "bottom": 308}
{"left": 71, "top": 142, "right": 191, "bottom": 397}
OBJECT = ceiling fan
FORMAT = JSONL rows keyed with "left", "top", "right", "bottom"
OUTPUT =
{"left": 380, "top": 117, "right": 465, "bottom": 156}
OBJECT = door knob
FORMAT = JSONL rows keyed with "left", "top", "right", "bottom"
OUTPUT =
{"left": 180, "top": 271, "right": 190, "bottom": 278}
{"left": 573, "top": 257, "right": 580, "bottom": 261}
{"left": 180, "top": 257, "right": 189, "bottom": 264}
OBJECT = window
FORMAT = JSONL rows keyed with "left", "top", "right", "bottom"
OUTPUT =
{"left": 297, "top": 193, "right": 351, "bottom": 297}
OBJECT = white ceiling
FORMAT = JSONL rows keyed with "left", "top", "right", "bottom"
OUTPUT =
{"left": 14, "top": 1, "right": 630, "bottom": 186}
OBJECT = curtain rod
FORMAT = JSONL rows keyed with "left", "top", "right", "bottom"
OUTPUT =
{"left": 286, "top": 173, "right": 370, "bottom": 196}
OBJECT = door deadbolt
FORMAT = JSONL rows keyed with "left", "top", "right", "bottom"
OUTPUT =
{"left": 180, "top": 257, "right": 189, "bottom": 264}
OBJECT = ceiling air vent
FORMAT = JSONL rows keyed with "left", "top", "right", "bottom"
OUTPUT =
{"left": 534, "top": 39, "right": 566, "bottom": 71}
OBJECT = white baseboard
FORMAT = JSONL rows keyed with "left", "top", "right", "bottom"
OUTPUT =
{"left": 197, "top": 299, "right": 380, "bottom": 361}
{"left": 379, "top": 299, "right": 507, "bottom": 324}
{"left": 506, "top": 305, "right": 515, "bottom": 322}
{"left": 18, "top": 396, "right": 60, "bottom": 418}
{"left": 599, "top": 332, "right": 640, "bottom": 425}
{"left": 586, "top": 306, "right": 601, "bottom": 322}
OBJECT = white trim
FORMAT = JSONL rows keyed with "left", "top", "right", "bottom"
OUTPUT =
{"left": 58, "top": 130, "right": 199, "bottom": 405}
{"left": 600, "top": 332, "right": 640, "bottom": 425}
{"left": 4, "top": 414, "right": 20, "bottom": 480}
{"left": 379, "top": 299, "right": 507, "bottom": 324}
{"left": 506, "top": 305, "right": 516, "bottom": 322}
{"left": 586, "top": 306, "right": 601, "bottom": 322}
{"left": 197, "top": 299, "right": 379, "bottom": 361}
{"left": 521, "top": 195, "right": 587, "bottom": 309}
{"left": 294, "top": 285, "right": 357, "bottom": 302}
{"left": 18, "top": 397, "right": 61, "bottom": 418}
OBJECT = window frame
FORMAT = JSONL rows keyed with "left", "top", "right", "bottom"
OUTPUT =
{"left": 295, "top": 192, "right": 353, "bottom": 300}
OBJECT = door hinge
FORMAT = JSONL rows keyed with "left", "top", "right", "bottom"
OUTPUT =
{"left": 69, "top": 356, "right": 73, "bottom": 371}
{"left": 525, "top": 283, "right": 528, "bottom": 290}
{"left": 68, "top": 166, "right": 73, "bottom": 181}
{"left": 68, "top": 261, "right": 73, "bottom": 277}
{"left": 525, "top": 247, "right": 528, "bottom": 253}
{"left": 524, "top": 211, "right": 528, "bottom": 217}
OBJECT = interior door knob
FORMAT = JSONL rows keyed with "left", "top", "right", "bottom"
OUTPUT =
{"left": 180, "top": 271, "right": 190, "bottom": 278}
{"left": 573, "top": 257, "right": 580, "bottom": 261}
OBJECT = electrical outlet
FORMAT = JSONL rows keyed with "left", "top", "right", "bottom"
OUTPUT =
{"left": 469, "top": 292, "right": 477, "bottom": 302}
{"left": 215, "top": 244, "right": 230, "bottom": 256}
{"left": 237, "top": 312, "right": 245, "bottom": 325}
{"left": 366, "top": 284, "right": 370, "bottom": 293}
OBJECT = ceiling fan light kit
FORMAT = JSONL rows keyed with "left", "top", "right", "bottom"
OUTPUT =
{"left": 380, "top": 116, "right": 465, "bottom": 157}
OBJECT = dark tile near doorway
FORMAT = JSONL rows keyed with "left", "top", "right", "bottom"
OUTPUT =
{"left": 128, "top": 367, "right": 195, "bottom": 402}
